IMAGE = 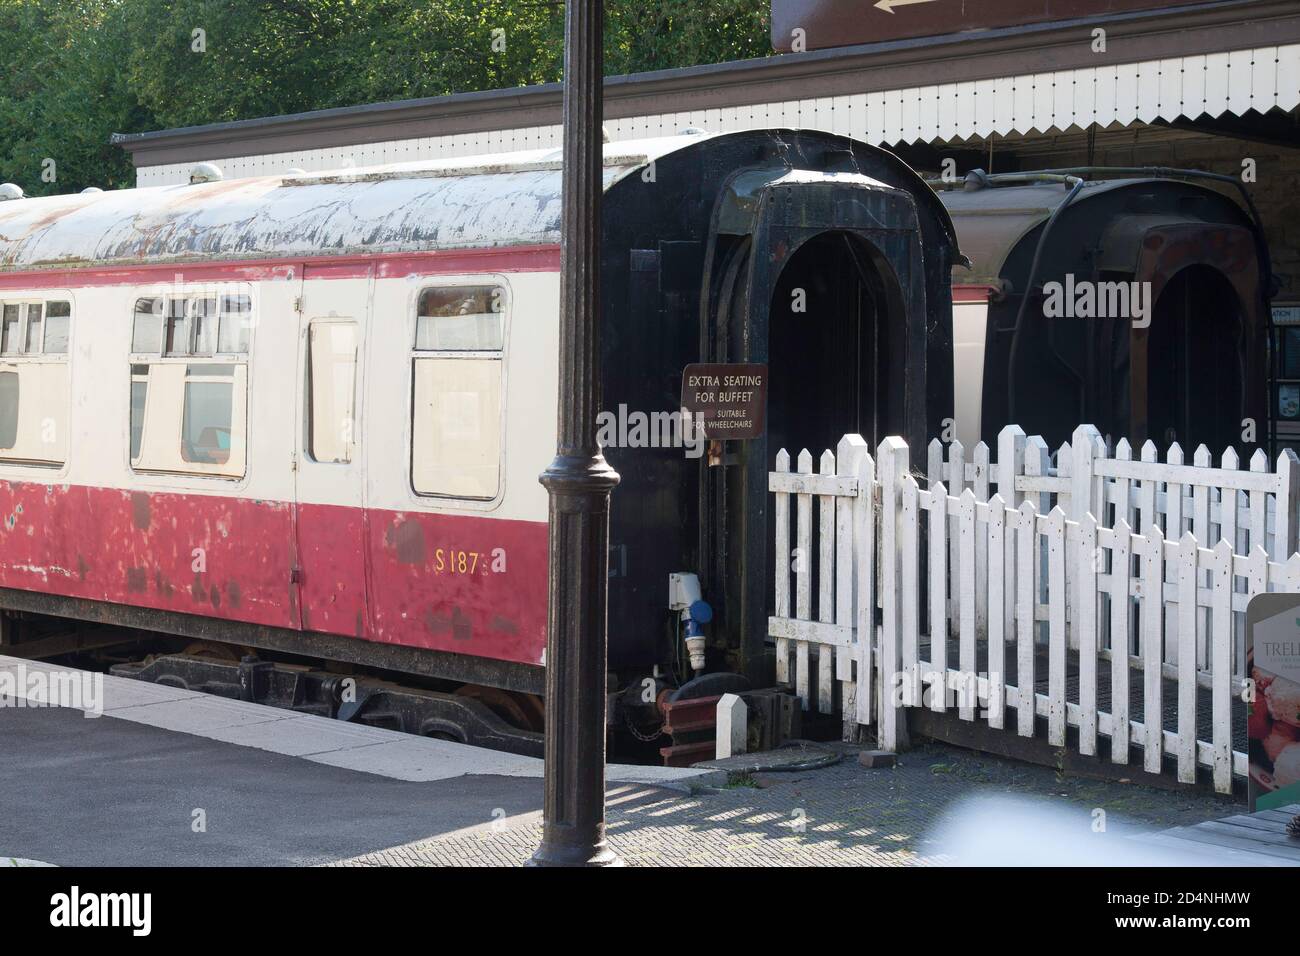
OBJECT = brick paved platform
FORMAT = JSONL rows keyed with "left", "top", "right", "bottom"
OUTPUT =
{"left": 335, "top": 741, "right": 1241, "bottom": 866}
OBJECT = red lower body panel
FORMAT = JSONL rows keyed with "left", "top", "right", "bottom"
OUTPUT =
{"left": 302, "top": 502, "right": 548, "bottom": 664}
{"left": 0, "top": 481, "right": 297, "bottom": 628}
{"left": 0, "top": 482, "right": 548, "bottom": 667}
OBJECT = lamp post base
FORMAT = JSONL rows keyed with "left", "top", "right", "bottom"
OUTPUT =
{"left": 527, "top": 840, "right": 624, "bottom": 867}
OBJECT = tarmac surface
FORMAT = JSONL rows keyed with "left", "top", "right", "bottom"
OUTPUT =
{"left": 0, "top": 706, "right": 547, "bottom": 866}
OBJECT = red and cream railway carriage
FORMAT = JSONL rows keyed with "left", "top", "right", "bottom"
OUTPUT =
{"left": 0, "top": 130, "right": 957, "bottom": 753}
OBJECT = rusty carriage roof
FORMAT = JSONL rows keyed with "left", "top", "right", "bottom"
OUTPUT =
{"left": 0, "top": 130, "right": 960, "bottom": 274}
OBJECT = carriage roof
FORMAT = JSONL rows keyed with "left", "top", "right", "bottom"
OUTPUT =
{"left": 939, "top": 177, "right": 1252, "bottom": 285}
{"left": 0, "top": 134, "right": 704, "bottom": 273}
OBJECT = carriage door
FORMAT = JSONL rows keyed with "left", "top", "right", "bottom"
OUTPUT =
{"left": 292, "top": 262, "right": 371, "bottom": 637}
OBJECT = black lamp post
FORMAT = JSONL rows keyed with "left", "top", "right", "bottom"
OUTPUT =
{"left": 529, "top": 0, "right": 621, "bottom": 867}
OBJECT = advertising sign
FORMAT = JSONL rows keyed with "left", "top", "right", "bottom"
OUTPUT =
{"left": 1247, "top": 593, "right": 1300, "bottom": 811}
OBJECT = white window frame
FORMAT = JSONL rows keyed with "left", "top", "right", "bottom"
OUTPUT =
{"left": 0, "top": 294, "right": 73, "bottom": 468}
{"left": 128, "top": 287, "right": 253, "bottom": 480}
{"left": 407, "top": 278, "right": 510, "bottom": 505}
{"left": 306, "top": 318, "right": 360, "bottom": 465}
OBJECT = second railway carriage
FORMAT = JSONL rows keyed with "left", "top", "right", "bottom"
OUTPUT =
{"left": 0, "top": 130, "right": 957, "bottom": 752}
{"left": 938, "top": 171, "right": 1272, "bottom": 457}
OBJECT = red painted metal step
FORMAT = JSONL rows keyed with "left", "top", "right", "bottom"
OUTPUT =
{"left": 657, "top": 694, "right": 720, "bottom": 767}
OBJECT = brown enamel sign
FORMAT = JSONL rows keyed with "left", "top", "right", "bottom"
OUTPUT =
{"left": 771, "top": 0, "right": 1211, "bottom": 52}
{"left": 681, "top": 363, "right": 768, "bottom": 440}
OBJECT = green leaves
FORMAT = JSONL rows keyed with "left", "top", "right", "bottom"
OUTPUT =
{"left": 0, "top": 0, "right": 771, "bottom": 197}
{"left": 0, "top": 0, "right": 140, "bottom": 194}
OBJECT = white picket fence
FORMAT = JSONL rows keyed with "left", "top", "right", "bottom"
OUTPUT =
{"left": 929, "top": 425, "right": 1300, "bottom": 678}
{"left": 769, "top": 426, "right": 1300, "bottom": 794}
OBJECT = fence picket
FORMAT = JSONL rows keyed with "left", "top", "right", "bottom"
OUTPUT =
{"left": 878, "top": 437, "right": 908, "bottom": 751}
{"left": 1024, "top": 437, "right": 1052, "bottom": 514}
{"left": 949, "top": 439, "right": 966, "bottom": 494}
{"left": 774, "top": 449, "right": 791, "bottom": 685}
{"left": 1245, "top": 544, "right": 1268, "bottom": 682}
{"left": 974, "top": 442, "right": 990, "bottom": 639}
{"left": 1220, "top": 448, "right": 1240, "bottom": 551}
{"left": 1164, "top": 443, "right": 1185, "bottom": 668}
{"left": 1056, "top": 442, "right": 1073, "bottom": 518}
{"left": 987, "top": 494, "right": 1007, "bottom": 730}
{"left": 1109, "top": 519, "right": 1132, "bottom": 765}
{"left": 1277, "top": 450, "right": 1300, "bottom": 561}
{"left": 1025, "top": 437, "right": 1052, "bottom": 651}
{"left": 1142, "top": 522, "right": 1165, "bottom": 774}
{"left": 1210, "top": 539, "right": 1233, "bottom": 793}
{"left": 855, "top": 450, "right": 876, "bottom": 727}
{"left": 1176, "top": 532, "right": 1199, "bottom": 784}
{"left": 795, "top": 448, "right": 812, "bottom": 709}
{"left": 1220, "top": 447, "right": 1243, "bottom": 677}
{"left": 901, "top": 476, "right": 921, "bottom": 708}
{"left": 1284, "top": 552, "right": 1300, "bottom": 592}
{"left": 1113, "top": 438, "right": 1133, "bottom": 532}
{"left": 1078, "top": 512, "right": 1098, "bottom": 755}
{"left": 836, "top": 436, "right": 867, "bottom": 738}
{"left": 959, "top": 489, "right": 978, "bottom": 721}
{"left": 1166, "top": 443, "right": 1185, "bottom": 537}
{"left": 948, "top": 439, "right": 965, "bottom": 628}
{"left": 1016, "top": 501, "right": 1037, "bottom": 737}
{"left": 1193, "top": 445, "right": 1212, "bottom": 671}
{"left": 997, "top": 427, "right": 1026, "bottom": 687}
{"left": 973, "top": 442, "right": 991, "bottom": 501}
{"left": 1071, "top": 427, "right": 1104, "bottom": 655}
{"left": 1249, "top": 449, "right": 1268, "bottom": 558}
{"left": 817, "top": 450, "right": 836, "bottom": 714}
{"left": 1137, "top": 440, "right": 1158, "bottom": 535}
{"left": 929, "top": 483, "right": 949, "bottom": 713}
{"left": 1046, "top": 507, "right": 1067, "bottom": 746}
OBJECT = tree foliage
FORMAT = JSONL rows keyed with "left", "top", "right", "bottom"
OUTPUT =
{"left": 0, "top": 0, "right": 772, "bottom": 195}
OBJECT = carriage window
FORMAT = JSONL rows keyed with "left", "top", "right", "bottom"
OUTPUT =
{"left": 181, "top": 366, "right": 234, "bottom": 465}
{"left": 136, "top": 295, "right": 249, "bottom": 358}
{"left": 1, "top": 305, "right": 20, "bottom": 354}
{"left": 133, "top": 298, "right": 164, "bottom": 353}
{"left": 415, "top": 286, "right": 505, "bottom": 350}
{"left": 191, "top": 298, "right": 218, "bottom": 356}
{"left": 0, "top": 372, "right": 17, "bottom": 449}
{"left": 411, "top": 285, "right": 505, "bottom": 499}
{"left": 218, "top": 295, "right": 252, "bottom": 353}
{"left": 130, "top": 368, "right": 147, "bottom": 461}
{"left": 308, "top": 321, "right": 357, "bottom": 464}
{"left": 44, "top": 302, "right": 70, "bottom": 354}
{"left": 130, "top": 291, "right": 250, "bottom": 478}
{"left": 0, "top": 298, "right": 72, "bottom": 466}
{"left": 0, "top": 300, "right": 72, "bottom": 356}
{"left": 23, "top": 305, "right": 42, "bottom": 353}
